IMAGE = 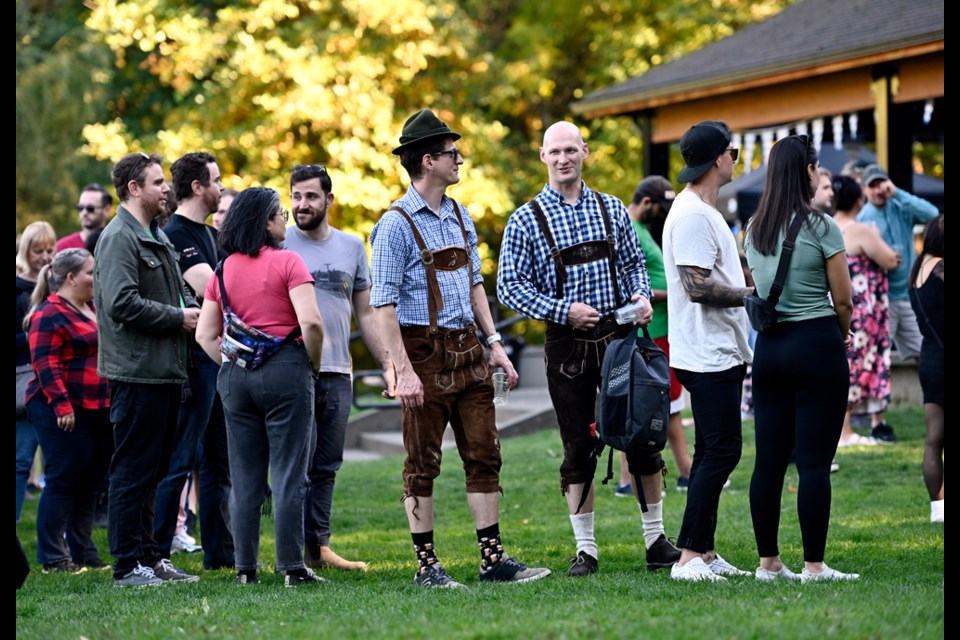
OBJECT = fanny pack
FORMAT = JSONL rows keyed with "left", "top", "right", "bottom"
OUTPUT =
{"left": 216, "top": 259, "right": 301, "bottom": 370}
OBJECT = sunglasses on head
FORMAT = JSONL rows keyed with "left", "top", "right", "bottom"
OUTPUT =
{"left": 293, "top": 163, "right": 328, "bottom": 176}
{"left": 125, "top": 152, "right": 151, "bottom": 186}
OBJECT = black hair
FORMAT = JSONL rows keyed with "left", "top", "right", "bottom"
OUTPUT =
{"left": 170, "top": 152, "right": 216, "bottom": 202}
{"left": 748, "top": 135, "right": 822, "bottom": 255}
{"left": 217, "top": 187, "right": 282, "bottom": 257}
{"left": 82, "top": 183, "right": 113, "bottom": 207}
{"left": 832, "top": 175, "right": 863, "bottom": 212}
{"left": 909, "top": 214, "right": 944, "bottom": 288}
{"left": 111, "top": 153, "right": 163, "bottom": 202}
{"left": 399, "top": 136, "right": 453, "bottom": 180}
{"left": 290, "top": 164, "right": 332, "bottom": 193}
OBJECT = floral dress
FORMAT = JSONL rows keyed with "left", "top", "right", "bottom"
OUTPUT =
{"left": 846, "top": 252, "right": 891, "bottom": 413}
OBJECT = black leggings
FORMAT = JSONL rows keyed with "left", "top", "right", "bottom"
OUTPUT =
{"left": 749, "top": 316, "right": 848, "bottom": 563}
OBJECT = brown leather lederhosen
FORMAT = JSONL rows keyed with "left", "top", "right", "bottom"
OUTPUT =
{"left": 389, "top": 203, "right": 501, "bottom": 500}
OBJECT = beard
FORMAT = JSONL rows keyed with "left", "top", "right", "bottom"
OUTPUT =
{"left": 295, "top": 208, "right": 326, "bottom": 231}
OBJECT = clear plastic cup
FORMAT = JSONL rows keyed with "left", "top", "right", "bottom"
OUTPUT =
{"left": 614, "top": 300, "right": 646, "bottom": 325}
{"left": 492, "top": 371, "right": 510, "bottom": 406}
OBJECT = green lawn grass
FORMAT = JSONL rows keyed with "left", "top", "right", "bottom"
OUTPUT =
{"left": 16, "top": 405, "right": 943, "bottom": 639}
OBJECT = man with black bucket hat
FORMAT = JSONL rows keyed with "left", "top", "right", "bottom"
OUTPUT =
{"left": 662, "top": 121, "right": 754, "bottom": 582}
{"left": 370, "top": 109, "right": 550, "bottom": 589}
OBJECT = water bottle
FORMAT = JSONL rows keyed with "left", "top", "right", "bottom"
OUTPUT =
{"left": 614, "top": 299, "right": 646, "bottom": 325}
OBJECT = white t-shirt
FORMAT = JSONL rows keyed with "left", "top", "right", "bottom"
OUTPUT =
{"left": 663, "top": 190, "right": 753, "bottom": 372}
{"left": 284, "top": 227, "right": 371, "bottom": 374}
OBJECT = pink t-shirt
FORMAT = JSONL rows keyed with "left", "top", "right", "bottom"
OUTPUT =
{"left": 205, "top": 246, "right": 314, "bottom": 338}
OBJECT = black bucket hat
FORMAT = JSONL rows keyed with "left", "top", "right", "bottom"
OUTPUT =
{"left": 392, "top": 109, "right": 461, "bottom": 155}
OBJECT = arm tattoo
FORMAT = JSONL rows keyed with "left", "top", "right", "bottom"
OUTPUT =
{"left": 677, "top": 265, "right": 751, "bottom": 308}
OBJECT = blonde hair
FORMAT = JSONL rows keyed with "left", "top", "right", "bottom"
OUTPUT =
{"left": 16, "top": 221, "right": 56, "bottom": 276}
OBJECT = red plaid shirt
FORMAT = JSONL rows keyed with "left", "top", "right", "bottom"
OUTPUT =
{"left": 26, "top": 293, "right": 109, "bottom": 417}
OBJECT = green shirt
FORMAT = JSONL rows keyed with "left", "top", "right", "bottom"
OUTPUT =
{"left": 744, "top": 213, "right": 845, "bottom": 323}
{"left": 631, "top": 219, "right": 667, "bottom": 339}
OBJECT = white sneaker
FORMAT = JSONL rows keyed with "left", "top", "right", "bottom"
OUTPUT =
{"left": 837, "top": 433, "right": 878, "bottom": 447}
{"left": 800, "top": 563, "right": 860, "bottom": 583}
{"left": 707, "top": 554, "right": 751, "bottom": 577}
{"left": 756, "top": 564, "right": 801, "bottom": 582}
{"left": 171, "top": 531, "right": 203, "bottom": 554}
{"left": 671, "top": 556, "right": 727, "bottom": 582}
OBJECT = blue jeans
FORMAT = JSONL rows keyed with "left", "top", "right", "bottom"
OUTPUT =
{"left": 304, "top": 373, "right": 352, "bottom": 549}
{"left": 674, "top": 364, "right": 746, "bottom": 553}
{"left": 107, "top": 382, "right": 181, "bottom": 578}
{"left": 28, "top": 397, "right": 112, "bottom": 566}
{"left": 218, "top": 343, "right": 314, "bottom": 572}
{"left": 154, "top": 350, "right": 219, "bottom": 557}
{"left": 198, "top": 393, "right": 235, "bottom": 569}
{"left": 15, "top": 417, "right": 39, "bottom": 524}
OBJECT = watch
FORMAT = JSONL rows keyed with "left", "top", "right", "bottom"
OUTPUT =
{"left": 486, "top": 332, "right": 503, "bottom": 347}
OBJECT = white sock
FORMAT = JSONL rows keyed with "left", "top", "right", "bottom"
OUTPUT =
{"left": 640, "top": 501, "right": 665, "bottom": 549}
{"left": 569, "top": 512, "right": 598, "bottom": 559}
{"left": 931, "top": 499, "right": 944, "bottom": 523}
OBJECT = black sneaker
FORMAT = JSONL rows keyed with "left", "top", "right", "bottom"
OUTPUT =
{"left": 566, "top": 551, "right": 599, "bottom": 577}
{"left": 646, "top": 535, "right": 681, "bottom": 571}
{"left": 871, "top": 422, "right": 897, "bottom": 443}
{"left": 153, "top": 558, "right": 200, "bottom": 583}
{"left": 480, "top": 556, "right": 551, "bottom": 584}
{"left": 42, "top": 560, "right": 88, "bottom": 574}
{"left": 284, "top": 567, "right": 326, "bottom": 587}
{"left": 236, "top": 571, "right": 258, "bottom": 585}
{"left": 414, "top": 562, "right": 465, "bottom": 589}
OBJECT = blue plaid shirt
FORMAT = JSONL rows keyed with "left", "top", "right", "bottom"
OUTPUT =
{"left": 370, "top": 185, "right": 483, "bottom": 328}
{"left": 497, "top": 182, "right": 650, "bottom": 324}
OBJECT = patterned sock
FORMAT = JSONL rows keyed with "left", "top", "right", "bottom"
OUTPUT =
{"left": 569, "top": 512, "right": 598, "bottom": 559}
{"left": 640, "top": 500, "right": 665, "bottom": 548}
{"left": 477, "top": 523, "right": 504, "bottom": 571}
{"left": 412, "top": 531, "right": 439, "bottom": 574}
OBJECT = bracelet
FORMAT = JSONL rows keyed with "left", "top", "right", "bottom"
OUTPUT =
{"left": 486, "top": 332, "right": 503, "bottom": 347}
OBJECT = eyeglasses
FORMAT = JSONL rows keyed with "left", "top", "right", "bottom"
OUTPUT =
{"left": 293, "top": 163, "right": 327, "bottom": 175}
{"left": 274, "top": 207, "right": 290, "bottom": 223}
{"left": 726, "top": 147, "right": 739, "bottom": 162}
{"left": 125, "top": 152, "right": 151, "bottom": 186}
{"left": 432, "top": 147, "right": 462, "bottom": 160}
{"left": 76, "top": 204, "right": 103, "bottom": 213}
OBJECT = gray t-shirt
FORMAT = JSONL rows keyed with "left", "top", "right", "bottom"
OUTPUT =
{"left": 744, "top": 212, "right": 845, "bottom": 323}
{"left": 284, "top": 227, "right": 371, "bottom": 374}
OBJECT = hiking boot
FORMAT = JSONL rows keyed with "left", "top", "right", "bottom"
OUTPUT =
{"left": 800, "top": 563, "right": 860, "bottom": 583}
{"left": 671, "top": 557, "right": 726, "bottom": 582}
{"left": 236, "top": 571, "right": 259, "bottom": 585}
{"left": 614, "top": 483, "right": 633, "bottom": 498}
{"left": 871, "top": 422, "right": 897, "bottom": 443}
{"left": 414, "top": 562, "right": 465, "bottom": 589}
{"left": 646, "top": 535, "right": 681, "bottom": 571}
{"left": 114, "top": 563, "right": 164, "bottom": 588}
{"left": 480, "top": 556, "right": 551, "bottom": 584}
{"left": 42, "top": 560, "right": 88, "bottom": 574}
{"left": 153, "top": 558, "right": 200, "bottom": 583}
{"left": 566, "top": 551, "right": 598, "bottom": 577}
{"left": 284, "top": 568, "right": 326, "bottom": 587}
{"left": 707, "top": 554, "right": 751, "bottom": 577}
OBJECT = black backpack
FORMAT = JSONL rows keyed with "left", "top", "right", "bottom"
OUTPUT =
{"left": 596, "top": 325, "right": 670, "bottom": 510}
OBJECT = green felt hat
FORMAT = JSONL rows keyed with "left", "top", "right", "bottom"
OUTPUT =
{"left": 393, "top": 109, "right": 461, "bottom": 155}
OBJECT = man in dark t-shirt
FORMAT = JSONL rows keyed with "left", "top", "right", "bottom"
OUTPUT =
{"left": 153, "top": 152, "right": 235, "bottom": 571}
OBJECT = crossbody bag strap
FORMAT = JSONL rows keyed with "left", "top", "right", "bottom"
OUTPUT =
{"left": 215, "top": 256, "right": 302, "bottom": 343}
{"left": 766, "top": 214, "right": 804, "bottom": 306}
{"left": 911, "top": 281, "right": 944, "bottom": 350}
{"left": 592, "top": 191, "right": 623, "bottom": 307}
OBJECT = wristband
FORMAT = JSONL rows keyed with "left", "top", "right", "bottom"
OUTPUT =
{"left": 486, "top": 332, "right": 503, "bottom": 347}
